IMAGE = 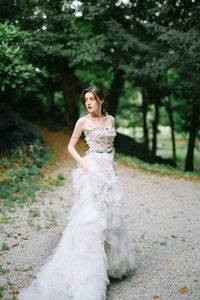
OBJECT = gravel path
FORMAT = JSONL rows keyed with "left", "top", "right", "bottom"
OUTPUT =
{"left": 0, "top": 162, "right": 200, "bottom": 300}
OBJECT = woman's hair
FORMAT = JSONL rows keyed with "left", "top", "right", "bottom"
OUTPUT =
{"left": 80, "top": 85, "right": 108, "bottom": 115}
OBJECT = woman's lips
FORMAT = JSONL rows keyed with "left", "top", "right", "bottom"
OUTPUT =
{"left": 88, "top": 107, "right": 92, "bottom": 109}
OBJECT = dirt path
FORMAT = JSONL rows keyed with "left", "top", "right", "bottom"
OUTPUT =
{"left": 0, "top": 126, "right": 199, "bottom": 300}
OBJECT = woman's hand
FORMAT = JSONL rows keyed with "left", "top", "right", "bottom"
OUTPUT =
{"left": 80, "top": 161, "right": 89, "bottom": 174}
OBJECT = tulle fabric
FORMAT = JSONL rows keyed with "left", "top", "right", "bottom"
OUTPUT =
{"left": 19, "top": 137, "right": 135, "bottom": 300}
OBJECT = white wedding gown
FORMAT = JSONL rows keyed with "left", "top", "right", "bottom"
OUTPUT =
{"left": 19, "top": 122, "right": 135, "bottom": 300}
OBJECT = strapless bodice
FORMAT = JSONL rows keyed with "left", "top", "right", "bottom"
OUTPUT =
{"left": 84, "top": 127, "right": 116, "bottom": 153}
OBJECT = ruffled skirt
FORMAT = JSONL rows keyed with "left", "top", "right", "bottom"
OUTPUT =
{"left": 19, "top": 152, "right": 135, "bottom": 300}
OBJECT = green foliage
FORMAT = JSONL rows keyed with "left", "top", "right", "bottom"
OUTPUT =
{"left": 0, "top": 23, "right": 35, "bottom": 91}
{"left": 116, "top": 81, "right": 142, "bottom": 129}
{"left": 0, "top": 110, "right": 44, "bottom": 151}
{"left": 57, "top": 173, "right": 65, "bottom": 181}
{"left": 44, "top": 209, "right": 58, "bottom": 229}
{"left": 29, "top": 208, "right": 40, "bottom": 218}
{"left": 1, "top": 0, "right": 199, "bottom": 170}
{"left": 0, "top": 286, "right": 6, "bottom": 298}
{"left": 0, "top": 265, "right": 7, "bottom": 274}
{"left": 51, "top": 173, "right": 66, "bottom": 187}
{"left": 115, "top": 153, "right": 200, "bottom": 181}
{"left": 1, "top": 242, "right": 10, "bottom": 251}
{"left": 0, "top": 113, "right": 53, "bottom": 215}
{"left": 0, "top": 140, "right": 51, "bottom": 210}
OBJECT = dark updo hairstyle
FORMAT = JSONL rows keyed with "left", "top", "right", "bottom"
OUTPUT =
{"left": 80, "top": 85, "right": 108, "bottom": 116}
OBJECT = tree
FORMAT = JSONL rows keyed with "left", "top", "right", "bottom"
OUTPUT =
{"left": 0, "top": 23, "right": 34, "bottom": 92}
{"left": 145, "top": 2, "right": 200, "bottom": 170}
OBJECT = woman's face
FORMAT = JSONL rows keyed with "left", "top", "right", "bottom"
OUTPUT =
{"left": 85, "top": 92, "right": 103, "bottom": 113}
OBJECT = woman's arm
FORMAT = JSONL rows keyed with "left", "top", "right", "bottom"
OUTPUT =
{"left": 68, "top": 117, "right": 89, "bottom": 173}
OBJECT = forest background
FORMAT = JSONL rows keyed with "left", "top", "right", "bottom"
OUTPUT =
{"left": 0, "top": 0, "right": 200, "bottom": 173}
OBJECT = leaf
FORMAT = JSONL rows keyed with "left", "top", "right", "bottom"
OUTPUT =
{"left": 160, "top": 242, "right": 167, "bottom": 246}
{"left": 13, "top": 290, "right": 19, "bottom": 295}
{"left": 15, "top": 268, "right": 28, "bottom": 272}
{"left": 180, "top": 287, "right": 189, "bottom": 293}
{"left": 171, "top": 234, "right": 177, "bottom": 238}
{"left": 30, "top": 274, "right": 36, "bottom": 279}
{"left": 153, "top": 296, "right": 159, "bottom": 299}
{"left": 12, "top": 243, "right": 19, "bottom": 247}
{"left": 168, "top": 263, "right": 174, "bottom": 267}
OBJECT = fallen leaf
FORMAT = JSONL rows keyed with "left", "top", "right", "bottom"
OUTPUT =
{"left": 13, "top": 236, "right": 18, "bottom": 239}
{"left": 30, "top": 274, "right": 36, "bottom": 279}
{"left": 180, "top": 287, "right": 189, "bottom": 293}
{"left": 13, "top": 290, "right": 19, "bottom": 295}
{"left": 143, "top": 262, "right": 149, "bottom": 265}
{"left": 132, "top": 280, "right": 143, "bottom": 284}
{"left": 16, "top": 268, "right": 28, "bottom": 272}
{"left": 171, "top": 235, "right": 177, "bottom": 239}
{"left": 153, "top": 296, "right": 159, "bottom": 299}
{"left": 12, "top": 243, "right": 19, "bottom": 247}
{"left": 18, "top": 233, "right": 22, "bottom": 236}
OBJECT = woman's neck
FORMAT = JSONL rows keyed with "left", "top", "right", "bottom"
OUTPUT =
{"left": 89, "top": 112, "right": 103, "bottom": 119}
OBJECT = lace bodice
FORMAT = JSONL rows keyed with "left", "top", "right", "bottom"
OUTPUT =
{"left": 85, "top": 127, "right": 116, "bottom": 153}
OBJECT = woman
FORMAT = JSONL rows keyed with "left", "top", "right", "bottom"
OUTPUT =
{"left": 19, "top": 85, "right": 135, "bottom": 300}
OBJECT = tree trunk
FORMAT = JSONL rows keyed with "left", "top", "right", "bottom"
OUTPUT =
{"left": 107, "top": 70, "right": 124, "bottom": 116}
{"left": 166, "top": 98, "right": 176, "bottom": 162}
{"left": 152, "top": 97, "right": 159, "bottom": 158}
{"left": 58, "top": 61, "right": 78, "bottom": 129}
{"left": 185, "top": 103, "right": 199, "bottom": 171}
{"left": 142, "top": 88, "right": 149, "bottom": 150}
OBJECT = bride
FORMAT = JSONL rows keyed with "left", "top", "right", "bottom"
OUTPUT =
{"left": 19, "top": 85, "right": 135, "bottom": 300}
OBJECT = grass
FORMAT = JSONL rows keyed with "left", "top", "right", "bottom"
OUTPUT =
{"left": 43, "top": 209, "right": 58, "bottom": 229}
{"left": 0, "top": 265, "right": 7, "bottom": 275}
{"left": 0, "top": 280, "right": 17, "bottom": 300}
{"left": 160, "top": 241, "right": 167, "bottom": 247}
{"left": 117, "top": 126, "right": 200, "bottom": 172}
{"left": 0, "top": 140, "right": 52, "bottom": 210}
{"left": 0, "top": 141, "right": 66, "bottom": 223}
{"left": 115, "top": 153, "right": 200, "bottom": 181}
{"left": 156, "top": 139, "right": 200, "bottom": 171}
{"left": 0, "top": 286, "right": 6, "bottom": 298}
{"left": 1, "top": 242, "right": 10, "bottom": 251}
{"left": 29, "top": 208, "right": 40, "bottom": 218}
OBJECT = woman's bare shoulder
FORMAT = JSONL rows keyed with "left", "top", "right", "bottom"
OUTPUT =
{"left": 107, "top": 114, "right": 115, "bottom": 125}
{"left": 75, "top": 115, "right": 89, "bottom": 129}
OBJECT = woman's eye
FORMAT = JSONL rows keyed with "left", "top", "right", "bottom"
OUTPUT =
{"left": 86, "top": 98, "right": 95, "bottom": 102}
